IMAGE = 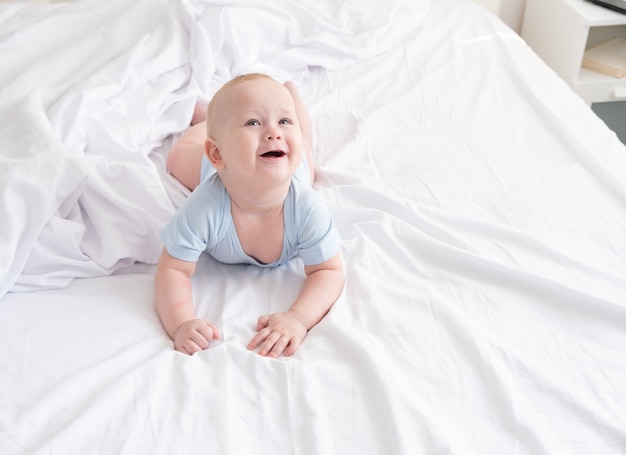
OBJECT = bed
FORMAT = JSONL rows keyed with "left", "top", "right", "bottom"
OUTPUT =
{"left": 2, "top": 0, "right": 626, "bottom": 453}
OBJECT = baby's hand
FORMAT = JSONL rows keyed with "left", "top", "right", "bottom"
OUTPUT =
{"left": 247, "top": 311, "right": 307, "bottom": 358}
{"left": 173, "top": 319, "right": 220, "bottom": 355}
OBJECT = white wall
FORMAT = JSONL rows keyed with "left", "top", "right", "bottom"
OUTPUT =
{"left": 500, "top": 0, "right": 527, "bottom": 33}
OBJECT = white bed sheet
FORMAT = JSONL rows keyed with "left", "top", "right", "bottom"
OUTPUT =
{"left": 0, "top": 0, "right": 428, "bottom": 295}
{"left": 2, "top": 0, "right": 626, "bottom": 454}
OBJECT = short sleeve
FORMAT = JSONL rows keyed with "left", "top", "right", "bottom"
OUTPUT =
{"left": 161, "top": 210, "right": 207, "bottom": 263}
{"left": 293, "top": 190, "right": 341, "bottom": 266}
{"left": 161, "top": 178, "right": 228, "bottom": 263}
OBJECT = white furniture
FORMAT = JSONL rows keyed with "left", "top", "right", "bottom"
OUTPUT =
{"left": 472, "top": 0, "right": 502, "bottom": 15}
{"left": 522, "top": 0, "right": 626, "bottom": 104}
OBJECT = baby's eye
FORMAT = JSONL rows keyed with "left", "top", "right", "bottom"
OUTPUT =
{"left": 246, "top": 119, "right": 261, "bottom": 127}
{"left": 279, "top": 118, "right": 293, "bottom": 125}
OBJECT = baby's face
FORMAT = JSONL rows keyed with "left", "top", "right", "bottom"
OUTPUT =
{"left": 208, "top": 78, "right": 304, "bottom": 188}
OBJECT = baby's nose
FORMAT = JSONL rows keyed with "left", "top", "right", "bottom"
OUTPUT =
{"left": 265, "top": 126, "right": 282, "bottom": 141}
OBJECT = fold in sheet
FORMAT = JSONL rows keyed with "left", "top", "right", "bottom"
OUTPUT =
{"left": 1, "top": 0, "right": 626, "bottom": 454}
{"left": 0, "top": 0, "right": 188, "bottom": 294}
{"left": 0, "top": 0, "right": 430, "bottom": 296}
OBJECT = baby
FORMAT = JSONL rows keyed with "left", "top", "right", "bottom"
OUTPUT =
{"left": 155, "top": 73, "right": 344, "bottom": 358}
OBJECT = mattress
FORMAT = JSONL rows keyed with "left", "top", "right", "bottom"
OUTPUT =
{"left": 1, "top": 0, "right": 626, "bottom": 453}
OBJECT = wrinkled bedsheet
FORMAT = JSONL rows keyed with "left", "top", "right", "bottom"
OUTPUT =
{"left": 0, "top": 0, "right": 429, "bottom": 295}
{"left": 2, "top": 0, "right": 626, "bottom": 454}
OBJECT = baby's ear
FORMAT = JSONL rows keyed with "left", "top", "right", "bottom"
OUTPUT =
{"left": 205, "top": 139, "right": 223, "bottom": 168}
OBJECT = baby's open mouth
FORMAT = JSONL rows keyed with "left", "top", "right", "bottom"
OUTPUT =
{"left": 261, "top": 151, "right": 286, "bottom": 158}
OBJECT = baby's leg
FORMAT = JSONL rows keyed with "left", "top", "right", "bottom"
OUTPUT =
{"left": 191, "top": 102, "right": 208, "bottom": 126}
{"left": 167, "top": 121, "right": 207, "bottom": 191}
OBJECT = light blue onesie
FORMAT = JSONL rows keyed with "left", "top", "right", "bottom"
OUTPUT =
{"left": 162, "top": 156, "right": 340, "bottom": 267}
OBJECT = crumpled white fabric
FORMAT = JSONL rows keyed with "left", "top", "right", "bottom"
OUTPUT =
{"left": 1, "top": 1, "right": 626, "bottom": 454}
{"left": 183, "top": 0, "right": 431, "bottom": 97}
{"left": 0, "top": 0, "right": 430, "bottom": 296}
{"left": 1, "top": 0, "right": 190, "bottom": 294}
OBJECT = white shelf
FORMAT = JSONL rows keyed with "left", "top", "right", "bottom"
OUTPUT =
{"left": 575, "top": 67, "right": 626, "bottom": 101}
{"left": 563, "top": 0, "right": 626, "bottom": 26}
{"left": 522, "top": 0, "right": 626, "bottom": 104}
{"left": 577, "top": 66, "right": 626, "bottom": 82}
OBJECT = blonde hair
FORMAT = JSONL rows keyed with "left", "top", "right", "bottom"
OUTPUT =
{"left": 206, "top": 73, "right": 275, "bottom": 139}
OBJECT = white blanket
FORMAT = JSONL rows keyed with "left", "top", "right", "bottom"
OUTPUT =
{"left": 2, "top": 0, "right": 626, "bottom": 454}
{"left": 0, "top": 0, "right": 429, "bottom": 296}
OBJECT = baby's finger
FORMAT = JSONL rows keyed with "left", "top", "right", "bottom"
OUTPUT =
{"left": 247, "top": 327, "right": 270, "bottom": 351}
{"left": 255, "top": 314, "right": 270, "bottom": 331}
{"left": 177, "top": 339, "right": 203, "bottom": 355}
{"left": 207, "top": 322, "right": 220, "bottom": 339}
{"left": 258, "top": 332, "right": 282, "bottom": 357}
{"left": 197, "top": 321, "right": 219, "bottom": 342}
{"left": 188, "top": 331, "right": 211, "bottom": 350}
{"left": 267, "top": 336, "right": 292, "bottom": 359}
{"left": 282, "top": 337, "right": 302, "bottom": 357}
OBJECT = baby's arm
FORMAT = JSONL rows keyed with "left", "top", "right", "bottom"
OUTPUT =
{"left": 247, "top": 252, "right": 344, "bottom": 358}
{"left": 155, "top": 248, "right": 219, "bottom": 355}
